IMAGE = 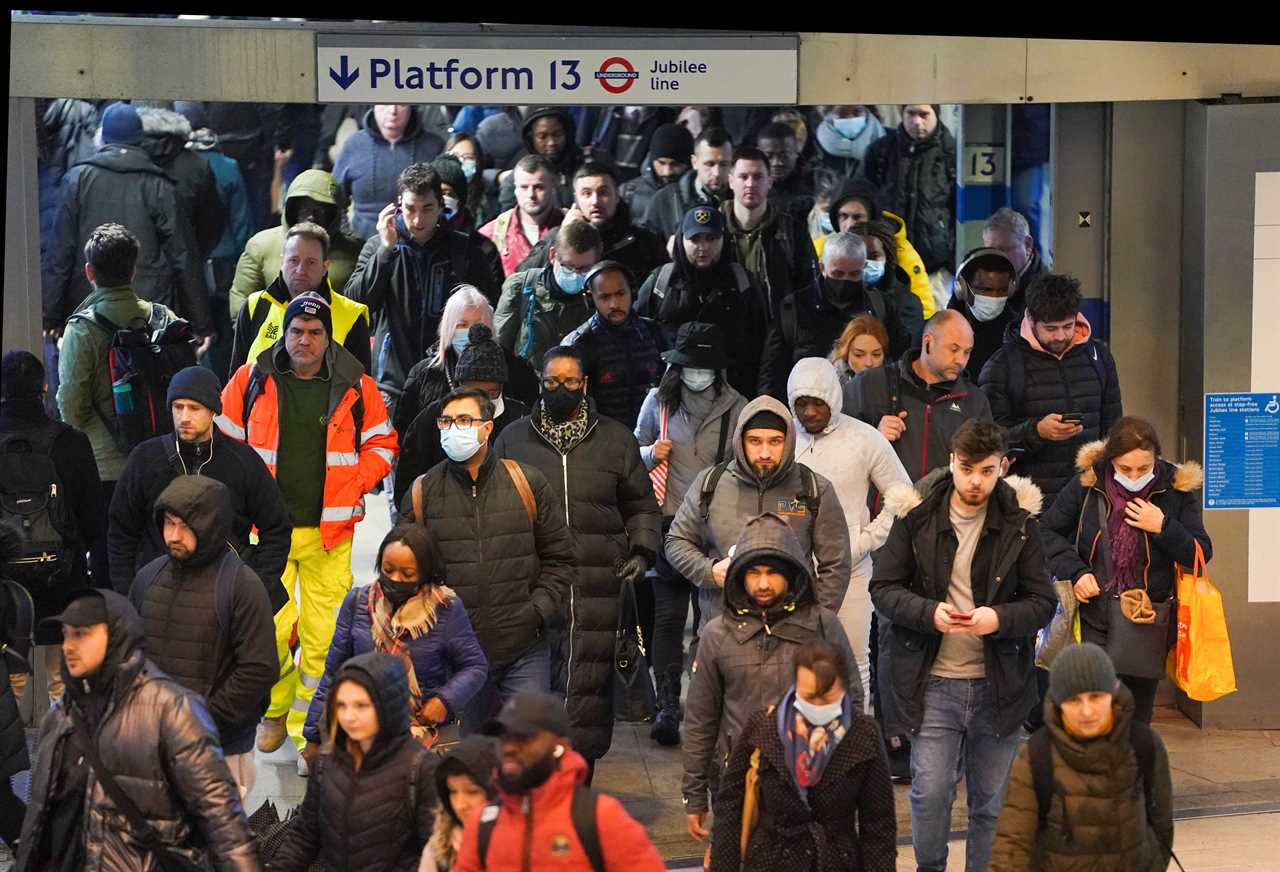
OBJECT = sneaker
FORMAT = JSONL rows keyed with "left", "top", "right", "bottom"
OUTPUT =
{"left": 296, "top": 755, "right": 309, "bottom": 777}
{"left": 256, "top": 715, "right": 288, "bottom": 753}
{"left": 888, "top": 739, "right": 912, "bottom": 784}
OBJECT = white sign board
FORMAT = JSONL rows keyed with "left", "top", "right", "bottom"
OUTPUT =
{"left": 962, "top": 144, "right": 1007, "bottom": 185}
{"left": 316, "top": 35, "right": 797, "bottom": 104}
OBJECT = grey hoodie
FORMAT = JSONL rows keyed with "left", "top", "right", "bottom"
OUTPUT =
{"left": 664, "top": 395, "right": 853, "bottom": 613}
{"left": 680, "top": 513, "right": 859, "bottom": 815}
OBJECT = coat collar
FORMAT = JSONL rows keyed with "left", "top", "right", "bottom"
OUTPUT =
{"left": 1074, "top": 440, "right": 1203, "bottom": 492}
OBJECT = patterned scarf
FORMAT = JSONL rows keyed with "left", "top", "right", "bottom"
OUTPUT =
{"left": 366, "top": 581, "right": 451, "bottom": 741}
{"left": 537, "top": 398, "right": 590, "bottom": 454}
{"left": 1103, "top": 466, "right": 1154, "bottom": 591}
{"left": 776, "top": 685, "right": 852, "bottom": 803}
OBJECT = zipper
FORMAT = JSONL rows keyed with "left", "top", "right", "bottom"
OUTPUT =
{"left": 920, "top": 391, "right": 968, "bottom": 478}
{"left": 522, "top": 795, "right": 534, "bottom": 872}
{"left": 473, "top": 483, "right": 483, "bottom": 565}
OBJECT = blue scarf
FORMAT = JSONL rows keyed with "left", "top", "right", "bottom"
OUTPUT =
{"left": 776, "top": 684, "right": 853, "bottom": 805}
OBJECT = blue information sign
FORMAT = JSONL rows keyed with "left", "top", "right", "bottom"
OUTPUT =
{"left": 1204, "top": 392, "right": 1280, "bottom": 509}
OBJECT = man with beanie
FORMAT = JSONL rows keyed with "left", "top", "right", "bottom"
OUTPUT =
{"left": 127, "top": 476, "right": 277, "bottom": 799}
{"left": 620, "top": 122, "right": 694, "bottom": 223}
{"left": 16, "top": 590, "right": 262, "bottom": 872}
{"left": 681, "top": 513, "right": 860, "bottom": 845}
{"left": 228, "top": 220, "right": 372, "bottom": 377}
{"left": 871, "top": 419, "right": 1055, "bottom": 872}
{"left": 220, "top": 290, "right": 398, "bottom": 766}
{"left": 479, "top": 155, "right": 565, "bottom": 277}
{"left": 0, "top": 350, "right": 103, "bottom": 710}
{"left": 990, "top": 643, "right": 1174, "bottom": 872}
{"left": 666, "top": 396, "right": 853, "bottom": 630}
{"left": 107, "top": 365, "right": 292, "bottom": 611}
{"left": 43, "top": 101, "right": 212, "bottom": 340}
{"left": 393, "top": 323, "right": 533, "bottom": 507}
{"left": 643, "top": 127, "right": 735, "bottom": 245}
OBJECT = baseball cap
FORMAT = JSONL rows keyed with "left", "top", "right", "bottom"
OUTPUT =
{"left": 38, "top": 591, "right": 109, "bottom": 632}
{"left": 481, "top": 691, "right": 571, "bottom": 739}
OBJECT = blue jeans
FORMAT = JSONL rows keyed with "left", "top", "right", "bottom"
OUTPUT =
{"left": 459, "top": 642, "right": 551, "bottom": 734}
{"left": 909, "top": 676, "right": 1024, "bottom": 872}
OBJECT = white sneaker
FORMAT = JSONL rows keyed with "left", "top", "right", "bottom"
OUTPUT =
{"left": 296, "top": 755, "right": 309, "bottom": 778}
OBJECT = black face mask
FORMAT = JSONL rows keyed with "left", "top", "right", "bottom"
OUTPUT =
{"left": 378, "top": 573, "right": 421, "bottom": 609}
{"left": 497, "top": 749, "right": 559, "bottom": 794}
{"left": 541, "top": 386, "right": 584, "bottom": 422}
{"left": 823, "top": 277, "right": 865, "bottom": 307}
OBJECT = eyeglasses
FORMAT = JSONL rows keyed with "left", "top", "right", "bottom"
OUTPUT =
{"left": 435, "top": 415, "right": 490, "bottom": 430}
{"left": 541, "top": 377, "right": 584, "bottom": 392}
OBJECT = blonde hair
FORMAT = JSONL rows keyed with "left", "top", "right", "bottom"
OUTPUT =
{"left": 830, "top": 314, "right": 890, "bottom": 367}
{"left": 434, "top": 285, "right": 494, "bottom": 368}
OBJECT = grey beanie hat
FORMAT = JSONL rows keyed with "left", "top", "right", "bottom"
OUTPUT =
{"left": 1049, "top": 642, "right": 1118, "bottom": 704}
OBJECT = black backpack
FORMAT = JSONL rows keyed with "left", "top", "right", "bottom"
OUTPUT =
{"left": 0, "top": 423, "right": 77, "bottom": 595}
{"left": 71, "top": 303, "right": 198, "bottom": 454}
{"left": 476, "top": 784, "right": 603, "bottom": 872}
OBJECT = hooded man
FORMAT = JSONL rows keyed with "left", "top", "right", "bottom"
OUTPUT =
{"left": 619, "top": 122, "right": 694, "bottom": 222}
{"left": 16, "top": 590, "right": 262, "bottom": 872}
{"left": 137, "top": 105, "right": 227, "bottom": 261}
{"left": 681, "top": 513, "right": 860, "bottom": 839}
{"left": 229, "top": 168, "right": 364, "bottom": 320}
{"left": 496, "top": 107, "right": 584, "bottom": 214}
{"left": 128, "top": 476, "right": 276, "bottom": 798}
{"left": 108, "top": 365, "right": 291, "bottom": 607}
{"left": 665, "top": 395, "right": 853, "bottom": 628}
{"left": 947, "top": 247, "right": 1020, "bottom": 380}
{"left": 786, "top": 358, "right": 909, "bottom": 713}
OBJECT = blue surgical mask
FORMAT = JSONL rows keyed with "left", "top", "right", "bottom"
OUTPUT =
{"left": 451, "top": 328, "right": 470, "bottom": 356}
{"left": 794, "top": 694, "right": 845, "bottom": 726}
{"left": 459, "top": 159, "right": 477, "bottom": 180}
{"left": 440, "top": 424, "right": 485, "bottom": 462}
{"left": 554, "top": 263, "right": 587, "bottom": 295}
{"left": 1114, "top": 468, "right": 1156, "bottom": 493}
{"left": 818, "top": 212, "right": 834, "bottom": 234}
{"left": 831, "top": 115, "right": 867, "bottom": 140}
{"left": 681, "top": 368, "right": 716, "bottom": 393}
{"left": 970, "top": 293, "right": 1008, "bottom": 323}
{"left": 863, "top": 259, "right": 886, "bottom": 285}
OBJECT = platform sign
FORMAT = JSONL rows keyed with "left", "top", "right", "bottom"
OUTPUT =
{"left": 316, "top": 34, "right": 798, "bottom": 105}
{"left": 1204, "top": 392, "right": 1280, "bottom": 509}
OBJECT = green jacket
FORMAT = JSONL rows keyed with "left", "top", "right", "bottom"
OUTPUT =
{"left": 492, "top": 265, "right": 593, "bottom": 369}
{"left": 56, "top": 285, "right": 179, "bottom": 482}
{"left": 228, "top": 169, "right": 363, "bottom": 319}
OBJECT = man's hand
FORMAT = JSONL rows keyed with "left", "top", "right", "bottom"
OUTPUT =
{"left": 934, "top": 602, "right": 969, "bottom": 634}
{"left": 561, "top": 205, "right": 587, "bottom": 227}
{"left": 1124, "top": 498, "right": 1165, "bottom": 534}
{"left": 711, "top": 557, "right": 731, "bottom": 588}
{"left": 652, "top": 439, "right": 673, "bottom": 462}
{"left": 687, "top": 811, "right": 710, "bottom": 840}
{"left": 1073, "top": 572, "right": 1101, "bottom": 603}
{"left": 274, "top": 148, "right": 293, "bottom": 166}
{"left": 1036, "top": 413, "right": 1084, "bottom": 442}
{"left": 43, "top": 327, "right": 62, "bottom": 341}
{"left": 301, "top": 740, "right": 320, "bottom": 768}
{"left": 195, "top": 334, "right": 214, "bottom": 356}
{"left": 377, "top": 202, "right": 400, "bottom": 250}
{"left": 617, "top": 555, "right": 648, "bottom": 586}
{"left": 878, "top": 411, "right": 908, "bottom": 442}
{"left": 420, "top": 697, "right": 448, "bottom": 725}
{"left": 954, "top": 605, "right": 1000, "bottom": 636}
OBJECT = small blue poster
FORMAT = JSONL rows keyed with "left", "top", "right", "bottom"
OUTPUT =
{"left": 1204, "top": 392, "right": 1280, "bottom": 509}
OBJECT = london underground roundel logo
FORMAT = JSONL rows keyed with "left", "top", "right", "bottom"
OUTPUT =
{"left": 594, "top": 57, "right": 638, "bottom": 94}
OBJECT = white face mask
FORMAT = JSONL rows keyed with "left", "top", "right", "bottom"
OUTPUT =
{"left": 681, "top": 368, "right": 716, "bottom": 393}
{"left": 794, "top": 694, "right": 845, "bottom": 726}
{"left": 1114, "top": 468, "right": 1156, "bottom": 492}
{"left": 491, "top": 392, "right": 505, "bottom": 419}
{"left": 970, "top": 293, "right": 1008, "bottom": 323}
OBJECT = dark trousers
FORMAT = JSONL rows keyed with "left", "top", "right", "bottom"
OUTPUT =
{"left": 650, "top": 517, "right": 691, "bottom": 688}
{"left": 1120, "top": 675, "right": 1159, "bottom": 725}
{"left": 0, "top": 778, "right": 25, "bottom": 845}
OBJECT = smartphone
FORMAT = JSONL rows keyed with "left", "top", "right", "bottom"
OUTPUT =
{"left": 1060, "top": 412, "right": 1084, "bottom": 425}
{"left": 946, "top": 607, "right": 974, "bottom": 621}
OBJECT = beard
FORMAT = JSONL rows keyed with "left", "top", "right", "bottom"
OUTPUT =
{"left": 497, "top": 751, "right": 558, "bottom": 794}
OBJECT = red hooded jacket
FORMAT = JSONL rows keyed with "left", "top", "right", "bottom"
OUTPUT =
{"left": 454, "top": 749, "right": 665, "bottom": 872}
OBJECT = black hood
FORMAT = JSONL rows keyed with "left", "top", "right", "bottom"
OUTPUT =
{"left": 434, "top": 735, "right": 500, "bottom": 823}
{"left": 723, "top": 513, "right": 816, "bottom": 621}
{"left": 63, "top": 590, "right": 147, "bottom": 716}
{"left": 520, "top": 106, "right": 581, "bottom": 170}
{"left": 828, "top": 178, "right": 883, "bottom": 228}
{"left": 153, "top": 474, "right": 233, "bottom": 569}
{"left": 137, "top": 106, "right": 192, "bottom": 168}
{"left": 326, "top": 651, "right": 411, "bottom": 761}
{"left": 78, "top": 143, "right": 173, "bottom": 179}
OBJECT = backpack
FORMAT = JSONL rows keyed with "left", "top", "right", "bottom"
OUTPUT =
{"left": 0, "top": 423, "right": 77, "bottom": 595}
{"left": 652, "top": 262, "right": 751, "bottom": 306}
{"left": 70, "top": 303, "right": 197, "bottom": 454}
{"left": 1005, "top": 340, "right": 1109, "bottom": 413}
{"left": 699, "top": 460, "right": 822, "bottom": 551}
{"left": 476, "top": 783, "right": 603, "bottom": 872}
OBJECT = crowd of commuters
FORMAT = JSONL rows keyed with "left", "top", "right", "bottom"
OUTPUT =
{"left": 0, "top": 98, "right": 1203, "bottom": 872}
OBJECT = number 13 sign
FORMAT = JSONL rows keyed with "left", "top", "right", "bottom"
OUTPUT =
{"left": 962, "top": 144, "right": 1006, "bottom": 185}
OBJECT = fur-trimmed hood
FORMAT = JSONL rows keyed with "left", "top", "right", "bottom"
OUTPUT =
{"left": 1074, "top": 440, "right": 1204, "bottom": 492}
{"left": 881, "top": 467, "right": 1044, "bottom": 521}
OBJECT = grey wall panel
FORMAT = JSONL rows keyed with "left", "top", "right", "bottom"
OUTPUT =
{"left": 1051, "top": 103, "right": 1107, "bottom": 314}
{"left": 5, "top": 98, "right": 42, "bottom": 356}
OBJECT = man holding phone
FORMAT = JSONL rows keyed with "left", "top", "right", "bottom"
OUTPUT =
{"left": 871, "top": 420, "right": 1055, "bottom": 872}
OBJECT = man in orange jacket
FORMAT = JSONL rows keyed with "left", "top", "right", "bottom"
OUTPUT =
{"left": 455, "top": 692, "right": 665, "bottom": 872}
{"left": 219, "top": 292, "right": 398, "bottom": 768}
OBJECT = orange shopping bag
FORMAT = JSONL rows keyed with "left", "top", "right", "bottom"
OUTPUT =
{"left": 1166, "top": 542, "right": 1237, "bottom": 702}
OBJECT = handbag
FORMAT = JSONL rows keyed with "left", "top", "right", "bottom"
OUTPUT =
{"left": 1034, "top": 578, "right": 1081, "bottom": 669}
{"left": 1094, "top": 496, "right": 1173, "bottom": 679}
{"left": 68, "top": 707, "right": 205, "bottom": 872}
{"left": 612, "top": 573, "right": 656, "bottom": 723}
{"left": 1167, "top": 541, "right": 1237, "bottom": 701}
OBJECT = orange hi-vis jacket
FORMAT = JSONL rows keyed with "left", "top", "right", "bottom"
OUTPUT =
{"left": 218, "top": 340, "right": 398, "bottom": 551}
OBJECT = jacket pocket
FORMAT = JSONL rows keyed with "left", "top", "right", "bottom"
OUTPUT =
{"left": 989, "top": 636, "right": 1034, "bottom": 708}
{"left": 889, "top": 626, "right": 931, "bottom": 696}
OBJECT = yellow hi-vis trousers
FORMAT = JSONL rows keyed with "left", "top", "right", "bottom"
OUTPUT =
{"left": 266, "top": 527, "right": 353, "bottom": 749}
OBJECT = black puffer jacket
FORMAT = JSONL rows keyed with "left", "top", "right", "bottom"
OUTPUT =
{"left": 0, "top": 571, "right": 31, "bottom": 782}
{"left": 16, "top": 590, "right": 261, "bottom": 872}
{"left": 494, "top": 401, "right": 661, "bottom": 760}
{"left": 397, "top": 447, "right": 576, "bottom": 670}
{"left": 272, "top": 652, "right": 438, "bottom": 872}
{"left": 869, "top": 469, "right": 1056, "bottom": 740}
{"left": 861, "top": 123, "right": 957, "bottom": 273}
{"left": 108, "top": 428, "right": 292, "bottom": 608}
{"left": 43, "top": 143, "right": 210, "bottom": 332}
{"left": 516, "top": 202, "right": 670, "bottom": 287}
{"left": 130, "top": 476, "right": 277, "bottom": 756}
{"left": 979, "top": 316, "right": 1124, "bottom": 507}
{"left": 562, "top": 310, "right": 668, "bottom": 429}
{"left": 138, "top": 106, "right": 227, "bottom": 258}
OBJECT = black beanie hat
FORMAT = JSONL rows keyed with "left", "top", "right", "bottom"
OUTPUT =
{"left": 283, "top": 292, "right": 333, "bottom": 338}
{"left": 743, "top": 409, "right": 787, "bottom": 435}
{"left": 453, "top": 324, "right": 508, "bottom": 385}
{"left": 650, "top": 123, "right": 694, "bottom": 163}
{"left": 1, "top": 350, "right": 45, "bottom": 399}
{"left": 166, "top": 366, "right": 223, "bottom": 414}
